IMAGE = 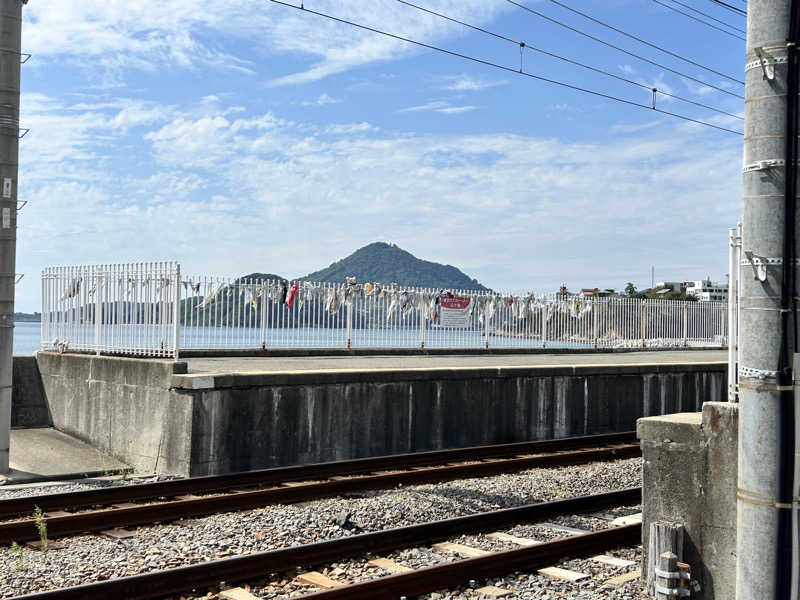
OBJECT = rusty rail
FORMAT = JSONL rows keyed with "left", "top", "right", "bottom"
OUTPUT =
{"left": 10, "top": 488, "right": 641, "bottom": 600}
{"left": 0, "top": 431, "right": 636, "bottom": 519}
{"left": 0, "top": 442, "right": 639, "bottom": 544}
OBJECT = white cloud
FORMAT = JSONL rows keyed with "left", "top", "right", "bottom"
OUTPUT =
{"left": 325, "top": 122, "right": 375, "bottom": 135}
{"left": 437, "top": 105, "right": 476, "bottom": 114}
{"left": 22, "top": 1, "right": 509, "bottom": 86}
{"left": 399, "top": 101, "right": 476, "bottom": 114}
{"left": 14, "top": 97, "right": 742, "bottom": 310}
{"left": 303, "top": 93, "right": 341, "bottom": 106}
{"left": 438, "top": 74, "right": 506, "bottom": 91}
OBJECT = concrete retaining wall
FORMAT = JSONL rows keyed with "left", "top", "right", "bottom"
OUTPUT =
{"left": 172, "top": 362, "right": 725, "bottom": 476}
{"left": 36, "top": 352, "right": 193, "bottom": 474}
{"left": 11, "top": 356, "right": 50, "bottom": 428}
{"left": 33, "top": 352, "right": 727, "bottom": 477}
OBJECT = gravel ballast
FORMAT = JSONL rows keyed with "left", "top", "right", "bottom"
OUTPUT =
{"left": 0, "top": 457, "right": 642, "bottom": 598}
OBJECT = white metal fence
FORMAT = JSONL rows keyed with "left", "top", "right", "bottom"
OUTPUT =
{"left": 41, "top": 262, "right": 180, "bottom": 357}
{"left": 40, "top": 263, "right": 728, "bottom": 358}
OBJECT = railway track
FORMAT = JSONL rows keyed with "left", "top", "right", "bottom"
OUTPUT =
{"left": 0, "top": 432, "right": 639, "bottom": 544}
{"left": 9, "top": 488, "right": 642, "bottom": 600}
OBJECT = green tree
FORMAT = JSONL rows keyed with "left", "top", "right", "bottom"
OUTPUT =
{"left": 624, "top": 282, "right": 637, "bottom": 296}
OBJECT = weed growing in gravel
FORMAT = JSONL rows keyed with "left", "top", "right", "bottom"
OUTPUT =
{"left": 32, "top": 506, "right": 47, "bottom": 553}
{"left": 9, "top": 542, "right": 24, "bottom": 571}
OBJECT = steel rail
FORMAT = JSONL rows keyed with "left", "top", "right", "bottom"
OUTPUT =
{"left": 301, "top": 524, "right": 640, "bottom": 599}
{"left": 0, "top": 443, "right": 640, "bottom": 544}
{"left": 0, "top": 431, "right": 636, "bottom": 518}
{"left": 9, "top": 488, "right": 641, "bottom": 600}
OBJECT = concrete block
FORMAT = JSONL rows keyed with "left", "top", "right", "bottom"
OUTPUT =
{"left": 639, "top": 403, "right": 738, "bottom": 600}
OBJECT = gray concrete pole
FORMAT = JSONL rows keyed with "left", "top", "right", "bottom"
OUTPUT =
{"left": 0, "top": 0, "right": 22, "bottom": 474}
{"left": 737, "top": 0, "right": 797, "bottom": 597}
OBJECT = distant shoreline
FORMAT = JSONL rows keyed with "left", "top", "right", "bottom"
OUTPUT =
{"left": 15, "top": 313, "right": 40, "bottom": 323}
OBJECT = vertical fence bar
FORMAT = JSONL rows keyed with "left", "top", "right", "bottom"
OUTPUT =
{"left": 172, "top": 263, "right": 180, "bottom": 359}
{"left": 346, "top": 300, "right": 352, "bottom": 350}
{"left": 641, "top": 300, "right": 646, "bottom": 348}
{"left": 94, "top": 268, "right": 101, "bottom": 355}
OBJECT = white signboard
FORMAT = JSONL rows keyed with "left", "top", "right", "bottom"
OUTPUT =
{"left": 439, "top": 296, "right": 472, "bottom": 328}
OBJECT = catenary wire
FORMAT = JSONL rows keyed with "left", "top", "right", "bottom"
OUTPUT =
{"left": 707, "top": 0, "right": 747, "bottom": 16}
{"left": 537, "top": 0, "right": 744, "bottom": 84}
{"left": 504, "top": 0, "right": 743, "bottom": 98}
{"left": 268, "top": 0, "right": 743, "bottom": 135}
{"left": 651, "top": 0, "right": 746, "bottom": 39}
{"left": 395, "top": 0, "right": 743, "bottom": 120}
{"left": 663, "top": 0, "right": 746, "bottom": 32}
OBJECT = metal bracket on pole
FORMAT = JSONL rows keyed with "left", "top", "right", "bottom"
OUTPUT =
{"left": 743, "top": 158, "right": 785, "bottom": 173}
{"left": 742, "top": 252, "right": 781, "bottom": 281}
{"left": 15, "top": 200, "right": 25, "bottom": 211}
{"left": 740, "top": 365, "right": 780, "bottom": 380}
{"left": 13, "top": 274, "right": 21, "bottom": 284}
{"left": 654, "top": 585, "right": 691, "bottom": 597}
{"left": 749, "top": 47, "right": 779, "bottom": 80}
{"left": 0, "top": 48, "right": 30, "bottom": 64}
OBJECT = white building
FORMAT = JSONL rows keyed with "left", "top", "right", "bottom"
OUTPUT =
{"left": 685, "top": 279, "right": 728, "bottom": 302}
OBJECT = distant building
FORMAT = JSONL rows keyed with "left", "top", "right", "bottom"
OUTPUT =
{"left": 579, "top": 288, "right": 615, "bottom": 298}
{"left": 685, "top": 279, "right": 728, "bottom": 302}
{"left": 655, "top": 281, "right": 684, "bottom": 292}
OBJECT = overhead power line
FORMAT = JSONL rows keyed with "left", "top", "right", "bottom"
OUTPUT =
{"left": 396, "top": 0, "right": 743, "bottom": 121}
{"left": 504, "top": 1, "right": 743, "bottom": 99}
{"left": 708, "top": 0, "right": 747, "bottom": 16}
{"left": 664, "top": 0, "right": 746, "bottom": 32}
{"left": 651, "top": 0, "right": 746, "bottom": 40}
{"left": 536, "top": 0, "right": 744, "bottom": 84}
{"left": 268, "top": 0, "right": 743, "bottom": 136}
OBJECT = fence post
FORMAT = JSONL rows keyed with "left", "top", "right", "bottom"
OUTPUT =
{"left": 94, "top": 267, "right": 101, "bottom": 356}
{"left": 346, "top": 299, "right": 352, "bottom": 350}
{"left": 484, "top": 303, "right": 489, "bottom": 349}
{"left": 593, "top": 298, "right": 598, "bottom": 348}
{"left": 542, "top": 304, "right": 548, "bottom": 349}
{"left": 172, "top": 263, "right": 181, "bottom": 360}
{"left": 641, "top": 300, "right": 647, "bottom": 348}
{"left": 419, "top": 307, "right": 425, "bottom": 349}
{"left": 682, "top": 301, "right": 688, "bottom": 347}
{"left": 260, "top": 281, "right": 269, "bottom": 350}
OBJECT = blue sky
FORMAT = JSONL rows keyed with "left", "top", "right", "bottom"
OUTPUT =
{"left": 16, "top": 0, "right": 745, "bottom": 310}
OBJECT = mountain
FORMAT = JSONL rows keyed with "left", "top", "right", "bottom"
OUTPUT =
{"left": 302, "top": 242, "right": 489, "bottom": 291}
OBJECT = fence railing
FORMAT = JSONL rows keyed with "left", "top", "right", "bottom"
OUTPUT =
{"left": 41, "top": 262, "right": 180, "bottom": 357}
{"left": 41, "top": 263, "right": 729, "bottom": 358}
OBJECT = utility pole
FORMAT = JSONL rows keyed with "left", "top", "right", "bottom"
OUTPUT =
{"left": 737, "top": 0, "right": 798, "bottom": 598}
{"left": 0, "top": 0, "right": 23, "bottom": 475}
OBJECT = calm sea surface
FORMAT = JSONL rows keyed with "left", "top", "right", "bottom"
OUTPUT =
{"left": 14, "top": 321, "right": 40, "bottom": 355}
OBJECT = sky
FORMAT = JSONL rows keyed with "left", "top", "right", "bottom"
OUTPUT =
{"left": 15, "top": 0, "right": 746, "bottom": 311}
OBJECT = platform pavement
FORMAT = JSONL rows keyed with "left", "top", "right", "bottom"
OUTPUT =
{"left": 182, "top": 349, "right": 727, "bottom": 375}
{"left": 2, "top": 428, "right": 129, "bottom": 484}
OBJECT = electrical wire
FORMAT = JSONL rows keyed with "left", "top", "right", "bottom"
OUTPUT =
{"left": 505, "top": 0, "right": 744, "bottom": 98}
{"left": 663, "top": 0, "right": 746, "bottom": 32}
{"left": 651, "top": 0, "right": 745, "bottom": 40}
{"left": 539, "top": 0, "right": 744, "bottom": 83}
{"left": 268, "top": 0, "right": 743, "bottom": 135}
{"left": 707, "top": 0, "right": 747, "bottom": 16}
{"left": 396, "top": 0, "right": 743, "bottom": 121}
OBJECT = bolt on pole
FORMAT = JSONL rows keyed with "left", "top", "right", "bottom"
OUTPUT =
{"left": 0, "top": 0, "right": 23, "bottom": 475}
